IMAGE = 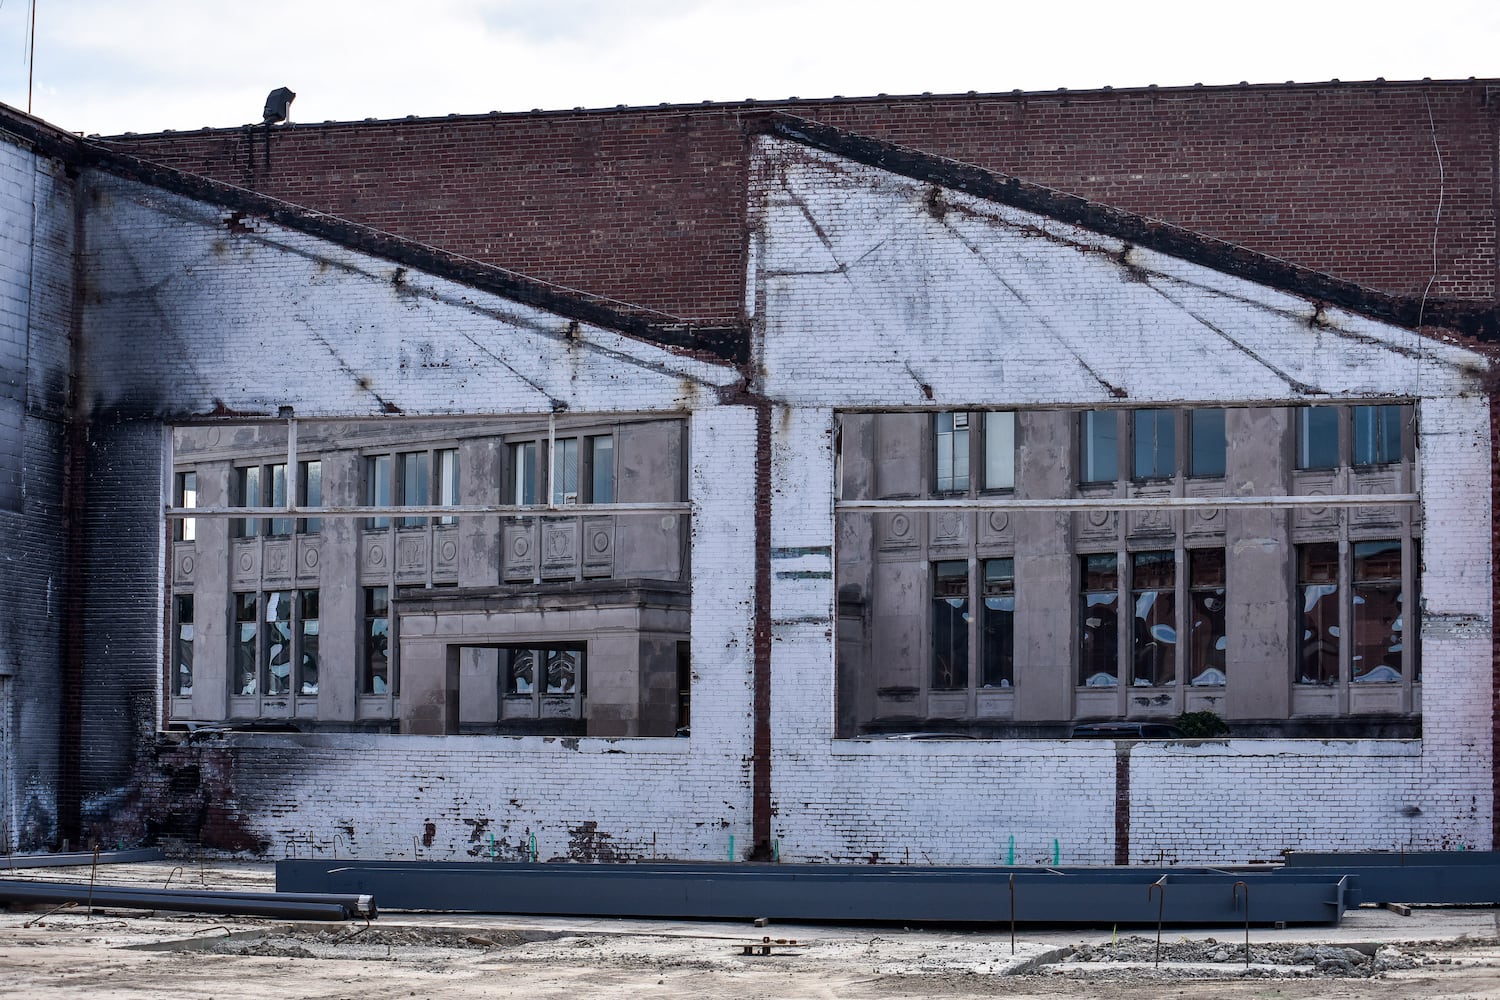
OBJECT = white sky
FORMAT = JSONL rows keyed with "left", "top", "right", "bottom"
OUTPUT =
{"left": 1, "top": 0, "right": 1497, "bottom": 136}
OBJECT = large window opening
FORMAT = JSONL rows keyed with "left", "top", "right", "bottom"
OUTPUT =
{"left": 167, "top": 416, "right": 690, "bottom": 736}
{"left": 834, "top": 405, "right": 1419, "bottom": 738}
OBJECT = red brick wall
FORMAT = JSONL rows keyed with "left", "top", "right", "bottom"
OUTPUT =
{"left": 102, "top": 80, "right": 1497, "bottom": 327}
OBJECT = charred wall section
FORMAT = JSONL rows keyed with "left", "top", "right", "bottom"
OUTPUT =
{"left": 74, "top": 419, "right": 165, "bottom": 842}
{"left": 0, "top": 134, "right": 78, "bottom": 848}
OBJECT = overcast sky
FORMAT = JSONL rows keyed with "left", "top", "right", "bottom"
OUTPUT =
{"left": 1, "top": 0, "right": 1497, "bottom": 136}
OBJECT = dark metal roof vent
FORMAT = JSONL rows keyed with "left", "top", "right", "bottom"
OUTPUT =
{"left": 263, "top": 87, "right": 296, "bottom": 124}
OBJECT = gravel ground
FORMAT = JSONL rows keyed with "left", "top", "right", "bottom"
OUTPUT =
{"left": 3, "top": 861, "right": 1500, "bottom": 998}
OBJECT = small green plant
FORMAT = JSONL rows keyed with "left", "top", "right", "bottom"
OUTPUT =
{"left": 1174, "top": 710, "right": 1230, "bottom": 738}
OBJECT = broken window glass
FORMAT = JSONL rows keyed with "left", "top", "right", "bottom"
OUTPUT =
{"left": 1079, "top": 554, "right": 1119, "bottom": 686}
{"left": 1353, "top": 405, "right": 1404, "bottom": 467}
{"left": 299, "top": 589, "right": 320, "bottom": 695}
{"left": 547, "top": 649, "right": 581, "bottom": 694}
{"left": 1296, "top": 406, "right": 1339, "bottom": 470}
{"left": 1188, "top": 549, "right": 1227, "bottom": 685}
{"left": 1352, "top": 539, "right": 1403, "bottom": 682}
{"left": 931, "top": 561, "right": 969, "bottom": 690}
{"left": 173, "top": 594, "right": 194, "bottom": 696}
{"left": 1132, "top": 410, "right": 1176, "bottom": 480}
{"left": 507, "top": 648, "right": 536, "bottom": 694}
{"left": 363, "top": 587, "right": 390, "bottom": 694}
{"left": 234, "top": 592, "right": 258, "bottom": 695}
{"left": 1297, "top": 542, "right": 1340, "bottom": 684}
{"left": 1080, "top": 411, "right": 1118, "bottom": 484}
{"left": 263, "top": 590, "right": 293, "bottom": 696}
{"left": 1131, "top": 550, "right": 1177, "bottom": 686}
{"left": 981, "top": 558, "right": 1014, "bottom": 688}
{"left": 1189, "top": 409, "right": 1226, "bottom": 478}
{"left": 933, "top": 412, "right": 970, "bottom": 493}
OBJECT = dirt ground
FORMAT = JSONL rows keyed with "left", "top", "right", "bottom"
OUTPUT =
{"left": 3, "top": 862, "right": 1500, "bottom": 999}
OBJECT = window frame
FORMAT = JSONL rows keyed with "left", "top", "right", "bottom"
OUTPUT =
{"left": 1078, "top": 552, "right": 1121, "bottom": 687}
{"left": 171, "top": 592, "right": 194, "bottom": 697}
{"left": 1352, "top": 404, "right": 1405, "bottom": 468}
{"left": 509, "top": 430, "right": 618, "bottom": 506}
{"left": 1079, "top": 410, "right": 1120, "bottom": 485}
{"left": 230, "top": 588, "right": 321, "bottom": 704}
{"left": 1187, "top": 408, "right": 1227, "bottom": 479}
{"left": 1131, "top": 409, "right": 1177, "bottom": 482}
{"left": 930, "top": 560, "right": 970, "bottom": 691}
{"left": 362, "top": 586, "right": 392, "bottom": 696}
{"left": 365, "top": 446, "right": 460, "bottom": 528}
{"left": 1294, "top": 538, "right": 1416, "bottom": 689}
{"left": 499, "top": 642, "right": 587, "bottom": 719}
{"left": 929, "top": 410, "right": 1016, "bottom": 496}
{"left": 1295, "top": 405, "right": 1341, "bottom": 471}
{"left": 1129, "top": 549, "right": 1177, "bottom": 687}
{"left": 173, "top": 470, "right": 198, "bottom": 542}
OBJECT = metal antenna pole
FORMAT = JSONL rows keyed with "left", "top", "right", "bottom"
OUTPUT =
{"left": 27, "top": 0, "right": 38, "bottom": 114}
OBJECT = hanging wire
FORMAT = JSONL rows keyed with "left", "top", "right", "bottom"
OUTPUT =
{"left": 24, "top": 0, "right": 38, "bottom": 114}
{"left": 1416, "top": 94, "right": 1445, "bottom": 331}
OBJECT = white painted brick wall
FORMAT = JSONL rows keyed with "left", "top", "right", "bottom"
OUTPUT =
{"left": 199, "top": 406, "right": 762, "bottom": 860}
{"left": 21, "top": 130, "right": 1489, "bottom": 864}
{"left": 81, "top": 174, "right": 735, "bottom": 420}
{"left": 750, "top": 136, "right": 1492, "bottom": 863}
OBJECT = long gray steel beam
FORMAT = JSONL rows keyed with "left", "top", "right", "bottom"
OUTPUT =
{"left": 276, "top": 861, "right": 1352, "bottom": 926}
{"left": 0, "top": 878, "right": 374, "bottom": 920}
{"left": 1284, "top": 850, "right": 1500, "bottom": 867}
{"left": 2, "top": 849, "right": 166, "bottom": 868}
{"left": 1276, "top": 865, "right": 1500, "bottom": 904}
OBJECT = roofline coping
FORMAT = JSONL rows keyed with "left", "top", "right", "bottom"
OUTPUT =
{"left": 90, "top": 76, "right": 1500, "bottom": 141}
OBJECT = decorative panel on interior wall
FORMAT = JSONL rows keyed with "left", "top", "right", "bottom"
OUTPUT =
{"left": 978, "top": 509, "right": 1014, "bottom": 550}
{"left": 432, "top": 525, "right": 459, "bottom": 578}
{"left": 502, "top": 520, "right": 535, "bottom": 582}
{"left": 877, "top": 511, "right": 920, "bottom": 551}
{"left": 296, "top": 536, "right": 321, "bottom": 584}
{"left": 172, "top": 542, "right": 196, "bottom": 586}
{"left": 1351, "top": 472, "right": 1404, "bottom": 531}
{"left": 1128, "top": 487, "right": 1177, "bottom": 539}
{"left": 582, "top": 516, "right": 614, "bottom": 577}
{"left": 540, "top": 518, "right": 579, "bottom": 579}
{"left": 359, "top": 532, "right": 391, "bottom": 585}
{"left": 1184, "top": 480, "right": 1228, "bottom": 540}
{"left": 262, "top": 538, "right": 294, "bottom": 585}
{"left": 395, "top": 530, "right": 430, "bottom": 583}
{"left": 927, "top": 511, "right": 970, "bottom": 552}
{"left": 1075, "top": 508, "right": 1119, "bottom": 546}
{"left": 1292, "top": 472, "right": 1340, "bottom": 532}
{"left": 230, "top": 539, "right": 260, "bottom": 587}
